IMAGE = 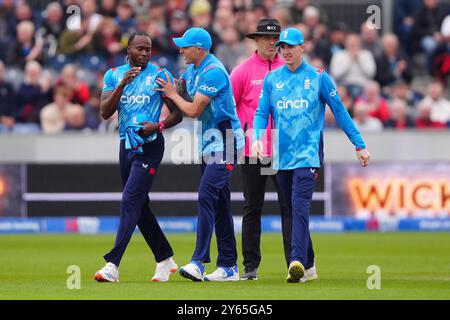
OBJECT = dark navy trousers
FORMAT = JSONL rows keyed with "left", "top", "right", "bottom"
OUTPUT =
{"left": 104, "top": 134, "right": 173, "bottom": 267}
{"left": 191, "top": 161, "right": 238, "bottom": 267}
{"left": 276, "top": 168, "right": 317, "bottom": 269}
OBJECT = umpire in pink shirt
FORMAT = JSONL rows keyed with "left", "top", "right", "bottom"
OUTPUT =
{"left": 230, "top": 18, "right": 289, "bottom": 280}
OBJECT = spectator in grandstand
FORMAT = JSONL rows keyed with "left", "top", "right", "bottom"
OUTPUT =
{"left": 212, "top": 6, "right": 236, "bottom": 36}
{"left": 166, "top": 10, "right": 190, "bottom": 60}
{"left": 355, "top": 81, "right": 391, "bottom": 123}
{"left": 40, "top": 86, "right": 83, "bottom": 134}
{"left": 6, "top": 20, "right": 44, "bottom": 68}
{"left": 146, "top": 19, "right": 169, "bottom": 58}
{"left": 361, "top": 22, "right": 383, "bottom": 58}
{"left": 0, "top": 0, "right": 14, "bottom": 21}
{"left": 147, "top": 1, "right": 166, "bottom": 32}
{"left": 303, "top": 6, "right": 321, "bottom": 31}
{"left": 99, "top": 0, "right": 117, "bottom": 18}
{"left": 64, "top": 104, "right": 86, "bottom": 131}
{"left": 411, "top": 0, "right": 447, "bottom": 73}
{"left": 129, "top": 0, "right": 150, "bottom": 16}
{"left": 384, "top": 99, "right": 415, "bottom": 129}
{"left": 415, "top": 101, "right": 448, "bottom": 129}
{"left": 235, "top": 8, "right": 258, "bottom": 38}
{"left": 330, "top": 33, "right": 376, "bottom": 98}
{"left": 84, "top": 87, "right": 103, "bottom": 131}
{"left": 394, "top": 0, "right": 422, "bottom": 56}
{"left": 271, "top": 5, "right": 292, "bottom": 28}
{"left": 189, "top": 0, "right": 220, "bottom": 52}
{"left": 55, "top": 64, "right": 90, "bottom": 105}
{"left": 432, "top": 14, "right": 450, "bottom": 85}
{"left": 230, "top": 18, "right": 289, "bottom": 281}
{"left": 156, "top": 27, "right": 244, "bottom": 282}
{"left": 165, "top": 0, "right": 185, "bottom": 16}
{"left": 375, "top": 33, "right": 413, "bottom": 88}
{"left": 0, "top": 0, "right": 14, "bottom": 55}
{"left": 5, "top": 1, "right": 35, "bottom": 40}
{"left": 352, "top": 101, "right": 383, "bottom": 132}
{"left": 390, "top": 79, "right": 423, "bottom": 113}
{"left": 38, "top": 2, "right": 66, "bottom": 59}
{"left": 215, "top": 26, "right": 246, "bottom": 72}
{"left": 73, "top": 0, "right": 103, "bottom": 53}
{"left": 0, "top": 61, "right": 17, "bottom": 132}
{"left": 134, "top": 13, "right": 150, "bottom": 33}
{"left": 314, "top": 22, "right": 347, "bottom": 67}
{"left": 420, "top": 80, "right": 450, "bottom": 124}
{"left": 93, "top": 17, "right": 123, "bottom": 62}
{"left": 15, "top": 61, "right": 52, "bottom": 127}
{"left": 289, "top": 0, "right": 327, "bottom": 25}
{"left": 114, "top": 0, "right": 137, "bottom": 46}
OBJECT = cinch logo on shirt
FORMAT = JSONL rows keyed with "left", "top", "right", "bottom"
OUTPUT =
{"left": 199, "top": 84, "right": 218, "bottom": 93}
{"left": 120, "top": 93, "right": 151, "bottom": 104}
{"left": 277, "top": 97, "right": 309, "bottom": 109}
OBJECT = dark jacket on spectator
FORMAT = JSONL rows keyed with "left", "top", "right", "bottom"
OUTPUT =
{"left": 16, "top": 83, "right": 52, "bottom": 124}
{"left": 0, "top": 80, "right": 17, "bottom": 117}
{"left": 375, "top": 52, "right": 413, "bottom": 87}
{"left": 6, "top": 38, "right": 42, "bottom": 68}
{"left": 411, "top": 5, "right": 447, "bottom": 51}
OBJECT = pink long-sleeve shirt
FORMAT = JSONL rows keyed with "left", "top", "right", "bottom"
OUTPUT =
{"left": 230, "top": 51, "right": 284, "bottom": 157}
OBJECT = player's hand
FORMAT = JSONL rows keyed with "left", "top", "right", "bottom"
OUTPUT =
{"left": 356, "top": 148, "right": 370, "bottom": 167}
{"left": 138, "top": 121, "right": 159, "bottom": 136}
{"left": 251, "top": 140, "right": 264, "bottom": 161}
{"left": 175, "top": 77, "right": 193, "bottom": 102}
{"left": 155, "top": 72, "right": 176, "bottom": 99}
{"left": 119, "top": 67, "right": 141, "bottom": 87}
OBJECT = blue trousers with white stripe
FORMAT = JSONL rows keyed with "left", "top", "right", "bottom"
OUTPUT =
{"left": 276, "top": 168, "right": 317, "bottom": 269}
{"left": 104, "top": 134, "right": 173, "bottom": 267}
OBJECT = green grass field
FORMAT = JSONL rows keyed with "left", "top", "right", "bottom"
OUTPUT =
{"left": 0, "top": 232, "right": 449, "bottom": 300}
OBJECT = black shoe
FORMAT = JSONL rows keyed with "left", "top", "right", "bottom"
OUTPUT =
{"left": 241, "top": 268, "right": 258, "bottom": 280}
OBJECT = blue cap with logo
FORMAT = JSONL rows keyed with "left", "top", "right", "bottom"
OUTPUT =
{"left": 173, "top": 27, "right": 212, "bottom": 50}
{"left": 275, "top": 28, "right": 305, "bottom": 47}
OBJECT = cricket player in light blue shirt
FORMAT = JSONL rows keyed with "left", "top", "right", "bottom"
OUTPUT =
{"left": 156, "top": 27, "right": 244, "bottom": 282}
{"left": 95, "top": 32, "right": 182, "bottom": 283}
{"left": 253, "top": 28, "right": 371, "bottom": 282}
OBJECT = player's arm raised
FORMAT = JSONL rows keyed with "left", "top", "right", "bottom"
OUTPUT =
{"left": 100, "top": 67, "right": 141, "bottom": 120}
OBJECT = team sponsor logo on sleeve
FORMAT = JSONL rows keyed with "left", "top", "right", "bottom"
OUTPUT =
{"left": 199, "top": 84, "right": 218, "bottom": 93}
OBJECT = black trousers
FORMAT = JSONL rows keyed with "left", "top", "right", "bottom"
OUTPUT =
{"left": 241, "top": 157, "right": 291, "bottom": 271}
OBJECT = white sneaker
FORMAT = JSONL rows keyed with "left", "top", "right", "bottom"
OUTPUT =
{"left": 204, "top": 266, "right": 240, "bottom": 282}
{"left": 300, "top": 264, "right": 318, "bottom": 283}
{"left": 286, "top": 261, "right": 305, "bottom": 283}
{"left": 94, "top": 262, "right": 119, "bottom": 283}
{"left": 179, "top": 261, "right": 205, "bottom": 282}
{"left": 152, "top": 257, "right": 178, "bottom": 282}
